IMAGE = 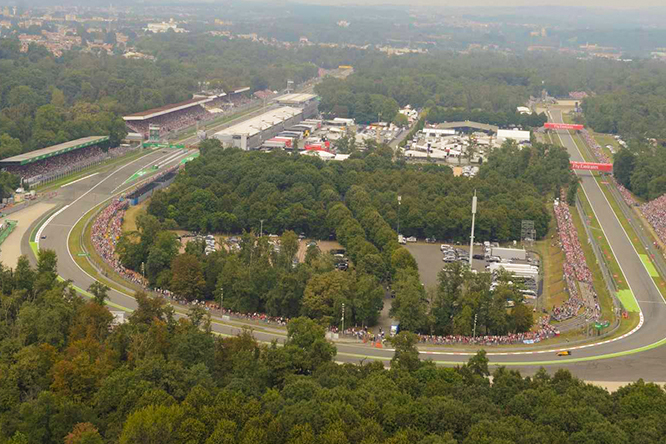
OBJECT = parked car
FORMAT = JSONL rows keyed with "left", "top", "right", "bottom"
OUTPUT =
{"left": 406, "top": 236, "right": 417, "bottom": 243}
{"left": 440, "top": 244, "right": 451, "bottom": 252}
{"left": 473, "top": 254, "right": 485, "bottom": 260}
{"left": 425, "top": 238, "right": 437, "bottom": 243}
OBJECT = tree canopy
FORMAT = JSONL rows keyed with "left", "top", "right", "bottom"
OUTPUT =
{"left": 0, "top": 252, "right": 663, "bottom": 444}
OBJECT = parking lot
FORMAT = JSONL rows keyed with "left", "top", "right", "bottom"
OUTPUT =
{"left": 406, "top": 243, "right": 487, "bottom": 287}
{"left": 406, "top": 242, "right": 540, "bottom": 303}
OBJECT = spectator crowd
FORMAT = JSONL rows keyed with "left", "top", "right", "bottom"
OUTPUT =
{"left": 91, "top": 197, "right": 146, "bottom": 287}
{"left": 126, "top": 105, "right": 215, "bottom": 139}
{"left": 91, "top": 164, "right": 183, "bottom": 289}
{"left": 126, "top": 93, "right": 253, "bottom": 139}
{"left": 552, "top": 190, "right": 601, "bottom": 323}
{"left": 4, "top": 144, "right": 139, "bottom": 186}
{"left": 418, "top": 316, "right": 559, "bottom": 346}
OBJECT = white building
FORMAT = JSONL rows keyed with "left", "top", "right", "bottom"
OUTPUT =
{"left": 214, "top": 107, "right": 303, "bottom": 150}
{"left": 497, "top": 129, "right": 531, "bottom": 144}
{"left": 146, "top": 19, "right": 187, "bottom": 33}
{"left": 517, "top": 106, "right": 532, "bottom": 115}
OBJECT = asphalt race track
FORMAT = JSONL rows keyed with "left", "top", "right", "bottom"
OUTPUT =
{"left": 23, "top": 119, "right": 666, "bottom": 381}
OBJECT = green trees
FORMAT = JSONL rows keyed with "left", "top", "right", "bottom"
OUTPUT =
{"left": 428, "top": 264, "right": 532, "bottom": 336}
{"left": 151, "top": 145, "right": 558, "bottom": 244}
{"left": 170, "top": 254, "right": 206, "bottom": 302}
{"left": 1, "top": 252, "right": 665, "bottom": 443}
{"left": 87, "top": 282, "right": 109, "bottom": 306}
{"left": 613, "top": 148, "right": 636, "bottom": 189}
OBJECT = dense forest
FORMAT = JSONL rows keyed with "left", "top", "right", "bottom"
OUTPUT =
{"left": 314, "top": 53, "right": 651, "bottom": 126}
{"left": 612, "top": 144, "right": 666, "bottom": 201}
{"left": 0, "top": 33, "right": 350, "bottom": 159}
{"left": 148, "top": 139, "right": 571, "bottom": 243}
{"left": 121, "top": 139, "right": 573, "bottom": 331}
{"left": 0, "top": 250, "right": 664, "bottom": 444}
{"left": 577, "top": 61, "right": 666, "bottom": 201}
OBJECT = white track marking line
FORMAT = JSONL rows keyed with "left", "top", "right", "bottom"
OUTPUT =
{"left": 61, "top": 172, "right": 99, "bottom": 188}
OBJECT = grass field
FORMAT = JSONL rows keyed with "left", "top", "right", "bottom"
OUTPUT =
{"left": 122, "top": 202, "right": 146, "bottom": 233}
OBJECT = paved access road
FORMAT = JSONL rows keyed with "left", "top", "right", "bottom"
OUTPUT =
{"left": 23, "top": 114, "right": 666, "bottom": 380}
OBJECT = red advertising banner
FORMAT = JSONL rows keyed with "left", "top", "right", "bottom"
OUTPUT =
{"left": 570, "top": 161, "right": 613, "bottom": 172}
{"left": 544, "top": 122, "right": 584, "bottom": 131}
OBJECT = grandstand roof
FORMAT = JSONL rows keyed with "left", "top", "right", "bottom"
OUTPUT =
{"left": 214, "top": 107, "right": 302, "bottom": 139}
{"left": 0, "top": 136, "right": 109, "bottom": 166}
{"left": 277, "top": 93, "right": 317, "bottom": 105}
{"left": 436, "top": 121, "right": 499, "bottom": 133}
{"left": 123, "top": 97, "right": 213, "bottom": 121}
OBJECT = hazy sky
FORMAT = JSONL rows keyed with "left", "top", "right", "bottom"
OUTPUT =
{"left": 297, "top": 0, "right": 666, "bottom": 8}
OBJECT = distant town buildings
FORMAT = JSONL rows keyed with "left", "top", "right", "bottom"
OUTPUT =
{"left": 145, "top": 19, "right": 187, "bottom": 34}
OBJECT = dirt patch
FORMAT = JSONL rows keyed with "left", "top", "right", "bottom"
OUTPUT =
{"left": 122, "top": 201, "right": 146, "bottom": 232}
{"left": 452, "top": 167, "right": 463, "bottom": 177}
{"left": 0, "top": 202, "right": 56, "bottom": 268}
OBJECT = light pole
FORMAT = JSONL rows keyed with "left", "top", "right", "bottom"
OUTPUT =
{"left": 397, "top": 195, "right": 401, "bottom": 236}
{"left": 468, "top": 190, "right": 477, "bottom": 269}
{"left": 260, "top": 219, "right": 264, "bottom": 238}
{"left": 473, "top": 313, "right": 478, "bottom": 338}
{"left": 341, "top": 302, "right": 345, "bottom": 334}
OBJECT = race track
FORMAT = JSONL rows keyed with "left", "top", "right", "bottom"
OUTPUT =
{"left": 25, "top": 114, "right": 666, "bottom": 380}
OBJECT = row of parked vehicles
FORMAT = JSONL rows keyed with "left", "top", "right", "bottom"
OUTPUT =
{"left": 397, "top": 235, "right": 417, "bottom": 244}
{"left": 441, "top": 244, "right": 469, "bottom": 263}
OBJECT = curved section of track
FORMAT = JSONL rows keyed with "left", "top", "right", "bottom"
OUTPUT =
{"left": 29, "top": 121, "right": 666, "bottom": 379}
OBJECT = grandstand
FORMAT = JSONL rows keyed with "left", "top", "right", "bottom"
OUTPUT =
{"left": 0, "top": 136, "right": 110, "bottom": 185}
{"left": 124, "top": 88, "right": 252, "bottom": 140}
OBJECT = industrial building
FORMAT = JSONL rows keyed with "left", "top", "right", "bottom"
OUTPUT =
{"left": 276, "top": 93, "right": 319, "bottom": 119}
{"left": 213, "top": 107, "right": 303, "bottom": 150}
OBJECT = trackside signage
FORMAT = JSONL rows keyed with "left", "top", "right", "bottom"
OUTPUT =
{"left": 544, "top": 122, "right": 584, "bottom": 130}
{"left": 570, "top": 161, "right": 613, "bottom": 172}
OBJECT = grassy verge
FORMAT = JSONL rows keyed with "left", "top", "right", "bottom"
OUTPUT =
{"left": 73, "top": 203, "right": 147, "bottom": 295}
{"left": 35, "top": 149, "right": 149, "bottom": 193}
{"left": 571, "top": 131, "right": 666, "bottom": 300}
{"left": 68, "top": 204, "right": 131, "bottom": 295}
{"left": 576, "top": 187, "right": 628, "bottom": 293}
{"left": 570, "top": 200, "right": 615, "bottom": 322}
{"left": 121, "top": 201, "right": 145, "bottom": 233}
{"left": 589, "top": 130, "right": 620, "bottom": 161}
{"left": 532, "top": 209, "right": 567, "bottom": 311}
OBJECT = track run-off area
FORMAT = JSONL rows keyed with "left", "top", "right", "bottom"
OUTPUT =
{"left": 22, "top": 115, "right": 666, "bottom": 381}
